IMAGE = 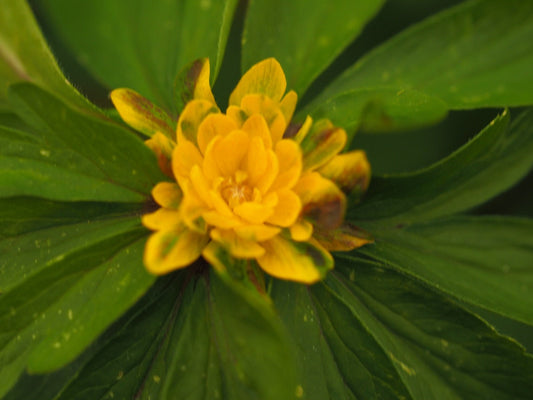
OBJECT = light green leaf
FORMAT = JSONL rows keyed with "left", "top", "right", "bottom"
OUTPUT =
{"left": 350, "top": 109, "right": 533, "bottom": 225}
{"left": 3, "top": 83, "right": 165, "bottom": 202}
{"left": 272, "top": 281, "right": 412, "bottom": 400}
{"left": 325, "top": 257, "right": 533, "bottom": 400}
{"left": 359, "top": 216, "right": 533, "bottom": 325}
{"left": 39, "top": 0, "right": 238, "bottom": 113}
{"left": 0, "top": 0, "right": 94, "bottom": 112}
{"left": 303, "top": 0, "right": 533, "bottom": 132}
{"left": 242, "top": 0, "right": 385, "bottom": 96}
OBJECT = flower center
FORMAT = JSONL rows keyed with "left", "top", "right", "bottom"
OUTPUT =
{"left": 220, "top": 175, "right": 254, "bottom": 209}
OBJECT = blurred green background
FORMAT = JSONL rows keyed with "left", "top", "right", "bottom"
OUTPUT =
{"left": 28, "top": 0, "right": 533, "bottom": 350}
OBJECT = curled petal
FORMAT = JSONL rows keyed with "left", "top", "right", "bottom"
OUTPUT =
{"left": 270, "top": 139, "right": 302, "bottom": 191}
{"left": 229, "top": 58, "right": 287, "bottom": 105}
{"left": 197, "top": 113, "right": 238, "bottom": 154}
{"left": 110, "top": 88, "right": 175, "bottom": 137}
{"left": 289, "top": 219, "right": 313, "bottom": 242}
{"left": 266, "top": 189, "right": 301, "bottom": 227}
{"left": 152, "top": 182, "right": 182, "bottom": 209}
{"left": 301, "top": 119, "right": 347, "bottom": 171}
{"left": 294, "top": 172, "right": 346, "bottom": 230}
{"left": 234, "top": 201, "right": 275, "bottom": 224}
{"left": 211, "top": 130, "right": 250, "bottom": 176}
{"left": 257, "top": 236, "right": 333, "bottom": 284}
{"left": 239, "top": 94, "right": 287, "bottom": 144}
{"left": 314, "top": 222, "right": 374, "bottom": 251}
{"left": 242, "top": 113, "right": 273, "bottom": 148}
{"left": 172, "top": 139, "right": 203, "bottom": 179}
{"left": 177, "top": 99, "right": 219, "bottom": 145}
{"left": 142, "top": 208, "right": 181, "bottom": 231}
{"left": 144, "top": 227, "right": 208, "bottom": 274}
{"left": 318, "top": 150, "right": 371, "bottom": 195}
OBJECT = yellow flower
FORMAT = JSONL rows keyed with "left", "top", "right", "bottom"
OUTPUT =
{"left": 112, "top": 58, "right": 371, "bottom": 284}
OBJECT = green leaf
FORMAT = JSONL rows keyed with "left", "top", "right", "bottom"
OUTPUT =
{"left": 31, "top": 270, "right": 298, "bottom": 400}
{"left": 326, "top": 257, "right": 533, "bottom": 400}
{"left": 272, "top": 281, "right": 411, "bottom": 400}
{"left": 0, "top": 0, "right": 94, "bottom": 112}
{"left": 303, "top": 0, "right": 533, "bottom": 132}
{"left": 2, "top": 83, "right": 165, "bottom": 202}
{"left": 39, "top": 0, "right": 238, "bottom": 113}
{"left": 0, "top": 212, "right": 154, "bottom": 396}
{"left": 242, "top": 0, "right": 385, "bottom": 96}
{"left": 359, "top": 216, "right": 533, "bottom": 325}
{"left": 350, "top": 109, "right": 533, "bottom": 225}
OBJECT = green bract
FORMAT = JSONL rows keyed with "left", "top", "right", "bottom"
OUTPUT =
{"left": 1, "top": 0, "right": 532, "bottom": 399}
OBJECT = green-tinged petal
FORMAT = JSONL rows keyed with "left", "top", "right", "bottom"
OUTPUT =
{"left": 318, "top": 150, "right": 371, "bottom": 195}
{"left": 151, "top": 182, "right": 182, "bottom": 209}
{"left": 314, "top": 222, "right": 373, "bottom": 251}
{"left": 176, "top": 99, "right": 219, "bottom": 145}
{"left": 294, "top": 172, "right": 346, "bottom": 230}
{"left": 257, "top": 236, "right": 333, "bottom": 284}
{"left": 141, "top": 208, "right": 181, "bottom": 231}
{"left": 210, "top": 229, "right": 265, "bottom": 258}
{"left": 110, "top": 88, "right": 175, "bottom": 137}
{"left": 173, "top": 58, "right": 216, "bottom": 113}
{"left": 144, "top": 227, "right": 208, "bottom": 274}
{"left": 300, "top": 119, "right": 347, "bottom": 171}
{"left": 239, "top": 94, "right": 287, "bottom": 144}
{"left": 234, "top": 224, "right": 281, "bottom": 242}
{"left": 229, "top": 58, "right": 287, "bottom": 105}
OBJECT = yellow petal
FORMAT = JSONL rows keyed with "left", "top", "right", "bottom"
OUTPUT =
{"left": 172, "top": 139, "right": 203, "bottom": 179}
{"left": 142, "top": 208, "right": 181, "bottom": 231}
{"left": 226, "top": 105, "right": 247, "bottom": 127}
{"left": 202, "top": 211, "right": 242, "bottom": 229}
{"left": 211, "top": 130, "right": 250, "bottom": 176}
{"left": 210, "top": 228, "right": 265, "bottom": 258}
{"left": 229, "top": 58, "right": 287, "bottom": 105}
{"left": 300, "top": 119, "right": 347, "bottom": 171}
{"left": 176, "top": 99, "right": 219, "bottom": 145}
{"left": 152, "top": 182, "right": 182, "bottom": 209}
{"left": 246, "top": 136, "right": 268, "bottom": 186}
{"left": 197, "top": 113, "right": 238, "bottom": 154}
{"left": 233, "top": 201, "right": 275, "bottom": 224}
{"left": 254, "top": 150, "right": 279, "bottom": 194}
{"left": 257, "top": 236, "right": 333, "bottom": 283}
{"left": 270, "top": 139, "right": 302, "bottom": 191}
{"left": 318, "top": 150, "right": 371, "bottom": 195}
{"left": 314, "top": 222, "right": 373, "bottom": 251}
{"left": 240, "top": 94, "right": 287, "bottom": 144}
{"left": 266, "top": 189, "right": 301, "bottom": 227}
{"left": 174, "top": 58, "right": 216, "bottom": 112}
{"left": 179, "top": 180, "right": 209, "bottom": 233}
{"left": 279, "top": 90, "right": 298, "bottom": 124}
{"left": 289, "top": 219, "right": 313, "bottom": 242}
{"left": 294, "top": 172, "right": 346, "bottom": 230}
{"left": 242, "top": 113, "right": 273, "bottom": 148}
{"left": 144, "top": 227, "right": 208, "bottom": 274}
{"left": 190, "top": 165, "right": 213, "bottom": 207}
{"left": 234, "top": 224, "right": 281, "bottom": 242}
{"left": 110, "top": 88, "right": 175, "bottom": 137}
